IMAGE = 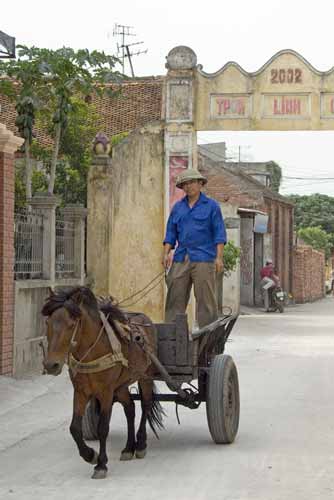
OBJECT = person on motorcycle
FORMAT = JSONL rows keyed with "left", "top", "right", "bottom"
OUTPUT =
{"left": 260, "top": 260, "right": 280, "bottom": 311}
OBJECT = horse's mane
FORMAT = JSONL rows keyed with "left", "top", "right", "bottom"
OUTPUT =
{"left": 41, "top": 286, "right": 127, "bottom": 323}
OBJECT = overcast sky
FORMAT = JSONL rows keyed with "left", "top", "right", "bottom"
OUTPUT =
{"left": 2, "top": 0, "right": 334, "bottom": 196}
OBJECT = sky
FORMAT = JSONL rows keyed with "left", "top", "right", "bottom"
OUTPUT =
{"left": 2, "top": 0, "right": 334, "bottom": 196}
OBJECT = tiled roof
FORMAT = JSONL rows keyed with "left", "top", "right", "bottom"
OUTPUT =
{"left": 198, "top": 152, "right": 293, "bottom": 209}
{"left": 0, "top": 78, "right": 164, "bottom": 148}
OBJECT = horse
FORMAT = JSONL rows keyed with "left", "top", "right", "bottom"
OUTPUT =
{"left": 41, "top": 286, "right": 164, "bottom": 479}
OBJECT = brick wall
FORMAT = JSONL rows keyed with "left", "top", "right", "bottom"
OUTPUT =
{"left": 0, "top": 151, "right": 15, "bottom": 375}
{"left": 293, "top": 245, "right": 325, "bottom": 303}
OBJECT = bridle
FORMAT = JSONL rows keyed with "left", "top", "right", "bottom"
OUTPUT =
{"left": 41, "top": 313, "right": 109, "bottom": 378}
{"left": 67, "top": 315, "right": 109, "bottom": 375}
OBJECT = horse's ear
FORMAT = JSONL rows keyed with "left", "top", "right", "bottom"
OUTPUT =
{"left": 48, "top": 287, "right": 55, "bottom": 297}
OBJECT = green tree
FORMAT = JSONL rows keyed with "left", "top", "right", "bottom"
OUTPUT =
{"left": 55, "top": 98, "right": 100, "bottom": 204}
{"left": 298, "top": 226, "right": 331, "bottom": 258}
{"left": 26, "top": 99, "right": 100, "bottom": 206}
{"left": 223, "top": 241, "right": 241, "bottom": 277}
{"left": 0, "top": 48, "right": 46, "bottom": 201}
{"left": 1, "top": 45, "right": 121, "bottom": 201}
{"left": 267, "top": 161, "right": 282, "bottom": 192}
{"left": 289, "top": 193, "right": 334, "bottom": 235}
{"left": 5, "top": 45, "right": 121, "bottom": 196}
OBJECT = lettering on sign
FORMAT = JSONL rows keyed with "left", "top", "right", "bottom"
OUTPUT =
{"left": 210, "top": 94, "right": 251, "bottom": 119}
{"left": 320, "top": 93, "right": 334, "bottom": 119}
{"left": 270, "top": 68, "right": 303, "bottom": 84}
{"left": 262, "top": 94, "right": 310, "bottom": 119}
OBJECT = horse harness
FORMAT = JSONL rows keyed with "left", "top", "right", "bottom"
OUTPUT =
{"left": 68, "top": 311, "right": 151, "bottom": 377}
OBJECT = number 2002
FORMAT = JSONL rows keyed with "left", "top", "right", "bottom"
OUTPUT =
{"left": 270, "top": 68, "right": 302, "bottom": 84}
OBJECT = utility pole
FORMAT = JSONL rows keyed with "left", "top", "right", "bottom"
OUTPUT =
{"left": 113, "top": 24, "right": 147, "bottom": 77}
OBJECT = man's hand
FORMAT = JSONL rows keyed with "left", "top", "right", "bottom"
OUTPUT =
{"left": 215, "top": 258, "right": 224, "bottom": 274}
{"left": 162, "top": 244, "right": 173, "bottom": 270}
{"left": 162, "top": 253, "right": 172, "bottom": 270}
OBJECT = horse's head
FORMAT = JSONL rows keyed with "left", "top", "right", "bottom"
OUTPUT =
{"left": 41, "top": 287, "right": 96, "bottom": 375}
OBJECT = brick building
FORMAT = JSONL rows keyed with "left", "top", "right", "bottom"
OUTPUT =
{"left": 0, "top": 124, "right": 23, "bottom": 375}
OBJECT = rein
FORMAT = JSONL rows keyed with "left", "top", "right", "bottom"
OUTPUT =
{"left": 116, "top": 270, "right": 166, "bottom": 308}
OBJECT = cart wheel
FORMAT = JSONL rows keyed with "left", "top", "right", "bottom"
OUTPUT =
{"left": 82, "top": 398, "right": 100, "bottom": 440}
{"left": 206, "top": 354, "right": 240, "bottom": 444}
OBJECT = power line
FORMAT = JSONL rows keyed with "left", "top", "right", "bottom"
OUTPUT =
{"left": 198, "top": 138, "right": 334, "bottom": 194}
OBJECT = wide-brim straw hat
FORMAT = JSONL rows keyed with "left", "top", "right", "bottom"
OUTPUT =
{"left": 175, "top": 169, "right": 207, "bottom": 188}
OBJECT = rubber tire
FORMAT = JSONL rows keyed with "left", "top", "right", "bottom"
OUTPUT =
{"left": 206, "top": 354, "right": 240, "bottom": 444}
{"left": 278, "top": 303, "right": 284, "bottom": 313}
{"left": 82, "top": 398, "right": 100, "bottom": 441}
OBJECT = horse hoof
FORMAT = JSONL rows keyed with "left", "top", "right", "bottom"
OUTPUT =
{"left": 91, "top": 468, "right": 107, "bottom": 479}
{"left": 90, "top": 450, "right": 98, "bottom": 465}
{"left": 120, "top": 451, "right": 134, "bottom": 461}
{"left": 135, "top": 448, "right": 147, "bottom": 459}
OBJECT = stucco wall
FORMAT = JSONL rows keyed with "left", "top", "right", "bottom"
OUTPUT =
{"left": 13, "top": 278, "right": 84, "bottom": 377}
{"left": 221, "top": 203, "right": 240, "bottom": 314}
{"left": 87, "top": 123, "right": 165, "bottom": 322}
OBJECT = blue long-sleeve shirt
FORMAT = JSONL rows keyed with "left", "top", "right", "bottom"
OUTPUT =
{"left": 163, "top": 192, "right": 227, "bottom": 262}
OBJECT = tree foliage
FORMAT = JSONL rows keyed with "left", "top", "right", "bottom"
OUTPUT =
{"left": 223, "top": 241, "right": 241, "bottom": 277}
{"left": 267, "top": 161, "right": 282, "bottom": 192}
{"left": 289, "top": 193, "right": 334, "bottom": 236}
{"left": 298, "top": 226, "right": 332, "bottom": 258}
{"left": 14, "top": 99, "right": 100, "bottom": 208}
{"left": 0, "top": 49, "right": 46, "bottom": 200}
{"left": 16, "top": 46, "right": 121, "bottom": 195}
{"left": 1, "top": 45, "right": 121, "bottom": 199}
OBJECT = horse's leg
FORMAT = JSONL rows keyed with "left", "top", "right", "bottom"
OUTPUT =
{"left": 70, "top": 391, "right": 98, "bottom": 465}
{"left": 135, "top": 379, "right": 154, "bottom": 459}
{"left": 136, "top": 379, "right": 165, "bottom": 458}
{"left": 91, "top": 391, "right": 114, "bottom": 480}
{"left": 116, "top": 386, "right": 136, "bottom": 461}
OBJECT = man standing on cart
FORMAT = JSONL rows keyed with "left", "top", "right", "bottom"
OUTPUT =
{"left": 162, "top": 169, "right": 227, "bottom": 328}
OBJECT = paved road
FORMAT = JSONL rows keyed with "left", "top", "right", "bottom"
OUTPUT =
{"left": 1, "top": 297, "right": 334, "bottom": 500}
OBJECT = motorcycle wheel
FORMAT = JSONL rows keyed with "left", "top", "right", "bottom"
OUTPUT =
{"left": 278, "top": 303, "right": 284, "bottom": 313}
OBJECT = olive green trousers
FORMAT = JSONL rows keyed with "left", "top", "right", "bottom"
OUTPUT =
{"left": 165, "top": 259, "right": 218, "bottom": 328}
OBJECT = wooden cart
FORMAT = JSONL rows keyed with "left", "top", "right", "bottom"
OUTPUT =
{"left": 83, "top": 313, "right": 240, "bottom": 444}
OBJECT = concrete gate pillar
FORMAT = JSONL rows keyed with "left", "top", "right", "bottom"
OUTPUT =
{"left": 0, "top": 124, "right": 24, "bottom": 376}
{"left": 163, "top": 47, "right": 200, "bottom": 325}
{"left": 29, "top": 194, "right": 60, "bottom": 281}
{"left": 163, "top": 46, "right": 198, "bottom": 219}
{"left": 63, "top": 204, "right": 88, "bottom": 283}
{"left": 87, "top": 153, "right": 113, "bottom": 295}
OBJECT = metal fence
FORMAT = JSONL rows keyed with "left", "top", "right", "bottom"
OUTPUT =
{"left": 55, "top": 215, "right": 75, "bottom": 278}
{"left": 14, "top": 211, "right": 44, "bottom": 279}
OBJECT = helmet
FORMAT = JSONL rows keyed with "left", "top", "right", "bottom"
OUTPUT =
{"left": 175, "top": 169, "right": 207, "bottom": 188}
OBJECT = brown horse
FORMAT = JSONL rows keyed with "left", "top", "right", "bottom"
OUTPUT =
{"left": 41, "top": 286, "right": 164, "bottom": 479}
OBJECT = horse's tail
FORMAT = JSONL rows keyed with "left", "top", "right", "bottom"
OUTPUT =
{"left": 139, "top": 382, "right": 166, "bottom": 439}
